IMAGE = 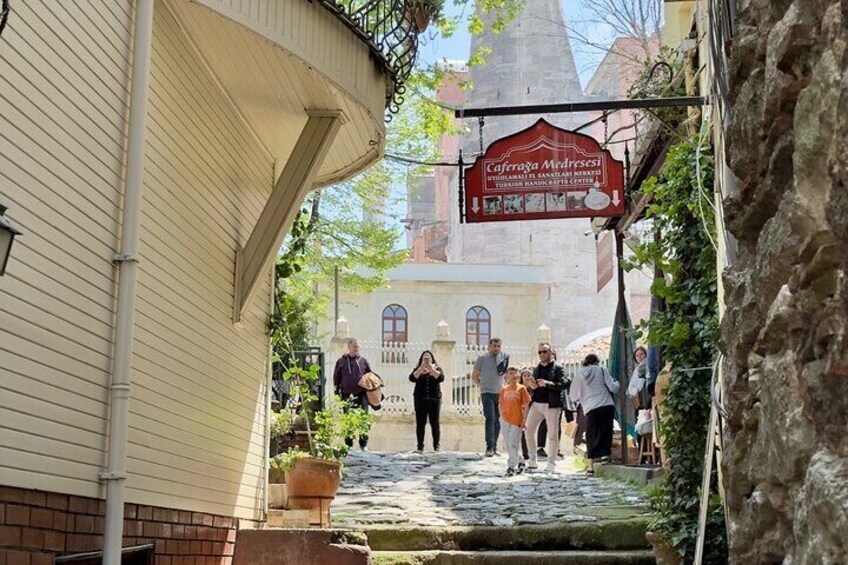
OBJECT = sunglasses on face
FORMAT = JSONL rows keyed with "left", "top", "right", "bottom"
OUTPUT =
{"left": 538, "top": 350, "right": 550, "bottom": 354}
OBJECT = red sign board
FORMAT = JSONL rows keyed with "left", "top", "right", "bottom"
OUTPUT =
{"left": 464, "top": 119, "right": 625, "bottom": 223}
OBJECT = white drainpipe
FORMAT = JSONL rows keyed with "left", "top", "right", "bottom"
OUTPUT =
{"left": 102, "top": 1, "right": 155, "bottom": 564}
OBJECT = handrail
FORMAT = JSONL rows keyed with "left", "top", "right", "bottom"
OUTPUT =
{"left": 315, "top": 0, "right": 420, "bottom": 119}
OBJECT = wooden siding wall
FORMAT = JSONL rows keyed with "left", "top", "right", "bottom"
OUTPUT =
{"left": 1, "top": 1, "right": 273, "bottom": 521}
{"left": 130, "top": 1, "right": 272, "bottom": 520}
{"left": 0, "top": 1, "right": 132, "bottom": 498}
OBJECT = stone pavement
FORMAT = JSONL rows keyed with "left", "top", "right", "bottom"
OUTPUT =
{"left": 332, "top": 451, "right": 650, "bottom": 528}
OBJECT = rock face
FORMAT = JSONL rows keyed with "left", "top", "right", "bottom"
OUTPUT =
{"left": 722, "top": 1, "right": 848, "bottom": 563}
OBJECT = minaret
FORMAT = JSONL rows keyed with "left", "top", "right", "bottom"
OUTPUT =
{"left": 465, "top": 0, "right": 583, "bottom": 125}
{"left": 449, "top": 0, "right": 621, "bottom": 346}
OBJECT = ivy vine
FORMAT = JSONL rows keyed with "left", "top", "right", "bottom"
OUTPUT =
{"left": 268, "top": 199, "right": 321, "bottom": 360}
{"left": 623, "top": 131, "right": 727, "bottom": 563}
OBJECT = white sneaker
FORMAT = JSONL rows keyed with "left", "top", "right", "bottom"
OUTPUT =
{"left": 546, "top": 463, "right": 556, "bottom": 473}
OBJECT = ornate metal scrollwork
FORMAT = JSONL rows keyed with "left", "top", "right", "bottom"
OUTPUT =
{"left": 316, "top": 0, "right": 420, "bottom": 121}
{"left": 0, "top": 0, "right": 11, "bottom": 38}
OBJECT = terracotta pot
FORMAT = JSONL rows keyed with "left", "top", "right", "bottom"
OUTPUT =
{"left": 646, "top": 531, "right": 683, "bottom": 565}
{"left": 284, "top": 458, "right": 341, "bottom": 510}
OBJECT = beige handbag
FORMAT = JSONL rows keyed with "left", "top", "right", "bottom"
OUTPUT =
{"left": 358, "top": 372, "right": 384, "bottom": 410}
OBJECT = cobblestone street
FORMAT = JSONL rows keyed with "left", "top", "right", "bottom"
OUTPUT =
{"left": 333, "top": 451, "right": 651, "bottom": 528}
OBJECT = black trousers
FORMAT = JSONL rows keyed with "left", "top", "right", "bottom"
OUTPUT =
{"left": 414, "top": 397, "right": 441, "bottom": 449}
{"left": 586, "top": 405, "right": 615, "bottom": 459}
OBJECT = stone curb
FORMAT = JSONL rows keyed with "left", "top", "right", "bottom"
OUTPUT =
{"left": 371, "top": 549, "right": 656, "bottom": 565}
{"left": 362, "top": 520, "right": 651, "bottom": 551}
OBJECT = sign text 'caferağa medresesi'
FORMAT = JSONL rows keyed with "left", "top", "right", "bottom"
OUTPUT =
{"left": 463, "top": 119, "right": 626, "bottom": 223}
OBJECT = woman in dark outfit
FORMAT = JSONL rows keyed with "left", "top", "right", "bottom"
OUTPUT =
{"left": 410, "top": 350, "right": 445, "bottom": 452}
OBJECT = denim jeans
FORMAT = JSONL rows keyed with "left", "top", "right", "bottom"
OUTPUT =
{"left": 501, "top": 419, "right": 523, "bottom": 469}
{"left": 480, "top": 392, "right": 501, "bottom": 451}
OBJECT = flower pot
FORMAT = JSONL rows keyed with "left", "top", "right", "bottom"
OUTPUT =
{"left": 284, "top": 457, "right": 341, "bottom": 511}
{"left": 646, "top": 531, "right": 683, "bottom": 565}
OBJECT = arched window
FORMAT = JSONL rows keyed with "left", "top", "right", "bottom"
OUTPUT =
{"left": 466, "top": 306, "right": 491, "bottom": 346}
{"left": 382, "top": 304, "right": 408, "bottom": 343}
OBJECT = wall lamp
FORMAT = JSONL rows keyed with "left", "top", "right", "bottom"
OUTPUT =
{"left": 0, "top": 204, "right": 22, "bottom": 276}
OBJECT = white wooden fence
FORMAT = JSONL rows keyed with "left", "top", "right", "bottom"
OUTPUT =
{"left": 357, "top": 340, "right": 431, "bottom": 415}
{"left": 353, "top": 340, "right": 602, "bottom": 417}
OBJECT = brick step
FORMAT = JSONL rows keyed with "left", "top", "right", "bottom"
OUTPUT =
{"left": 362, "top": 521, "right": 651, "bottom": 552}
{"left": 371, "top": 549, "right": 656, "bottom": 565}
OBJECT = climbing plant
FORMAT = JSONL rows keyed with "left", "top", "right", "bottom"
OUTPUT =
{"left": 623, "top": 131, "right": 727, "bottom": 563}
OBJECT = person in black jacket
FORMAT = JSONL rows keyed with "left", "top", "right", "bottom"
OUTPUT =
{"left": 523, "top": 343, "right": 569, "bottom": 472}
{"left": 333, "top": 338, "right": 373, "bottom": 450}
{"left": 409, "top": 350, "right": 445, "bottom": 452}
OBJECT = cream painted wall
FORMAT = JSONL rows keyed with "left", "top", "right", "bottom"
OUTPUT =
{"left": 663, "top": 1, "right": 696, "bottom": 48}
{"left": 320, "top": 267, "right": 551, "bottom": 356}
{"left": 0, "top": 0, "right": 132, "bottom": 499}
{"left": 322, "top": 261, "right": 652, "bottom": 358}
{"left": 123, "top": 2, "right": 273, "bottom": 520}
{"left": 0, "top": 0, "right": 385, "bottom": 522}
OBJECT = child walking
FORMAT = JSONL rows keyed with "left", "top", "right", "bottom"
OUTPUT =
{"left": 499, "top": 367, "right": 532, "bottom": 476}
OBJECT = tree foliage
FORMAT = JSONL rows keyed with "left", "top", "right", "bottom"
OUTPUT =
{"left": 623, "top": 132, "right": 727, "bottom": 563}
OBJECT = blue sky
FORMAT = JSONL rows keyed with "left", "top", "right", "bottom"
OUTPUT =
{"left": 414, "top": 0, "right": 614, "bottom": 88}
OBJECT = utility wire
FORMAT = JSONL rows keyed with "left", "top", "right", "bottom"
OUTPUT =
{"left": 384, "top": 152, "right": 463, "bottom": 167}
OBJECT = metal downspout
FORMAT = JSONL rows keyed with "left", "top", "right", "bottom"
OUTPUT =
{"left": 102, "top": 2, "right": 155, "bottom": 564}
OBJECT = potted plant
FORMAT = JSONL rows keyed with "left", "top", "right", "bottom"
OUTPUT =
{"left": 270, "top": 363, "right": 373, "bottom": 515}
{"left": 405, "top": 0, "right": 444, "bottom": 33}
{"left": 269, "top": 410, "right": 294, "bottom": 484}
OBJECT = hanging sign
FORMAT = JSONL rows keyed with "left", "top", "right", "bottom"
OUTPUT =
{"left": 463, "top": 118, "right": 625, "bottom": 223}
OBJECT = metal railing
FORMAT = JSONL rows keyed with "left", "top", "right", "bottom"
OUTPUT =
{"left": 316, "top": 0, "right": 420, "bottom": 118}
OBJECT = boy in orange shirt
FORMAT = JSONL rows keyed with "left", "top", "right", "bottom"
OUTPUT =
{"left": 499, "top": 367, "right": 532, "bottom": 476}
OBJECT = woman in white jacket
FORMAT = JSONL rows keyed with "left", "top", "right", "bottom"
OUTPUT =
{"left": 570, "top": 353, "right": 620, "bottom": 474}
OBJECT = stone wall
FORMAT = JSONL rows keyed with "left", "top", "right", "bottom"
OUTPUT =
{"left": 721, "top": 1, "right": 848, "bottom": 563}
{"left": 367, "top": 414, "right": 496, "bottom": 453}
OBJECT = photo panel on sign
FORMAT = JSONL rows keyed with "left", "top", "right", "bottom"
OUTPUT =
{"left": 483, "top": 195, "right": 502, "bottom": 215}
{"left": 525, "top": 193, "right": 545, "bottom": 213}
{"left": 566, "top": 191, "right": 588, "bottom": 211}
{"left": 504, "top": 194, "right": 524, "bottom": 214}
{"left": 546, "top": 192, "right": 566, "bottom": 212}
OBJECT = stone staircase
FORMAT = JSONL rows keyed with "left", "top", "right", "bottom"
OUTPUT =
{"left": 366, "top": 521, "right": 656, "bottom": 564}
